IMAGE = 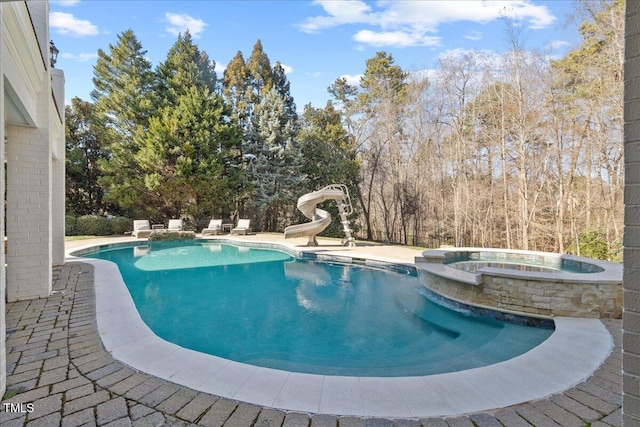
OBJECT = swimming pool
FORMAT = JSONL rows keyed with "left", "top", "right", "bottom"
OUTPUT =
{"left": 79, "top": 240, "right": 553, "bottom": 377}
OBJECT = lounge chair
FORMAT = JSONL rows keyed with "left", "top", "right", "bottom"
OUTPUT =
{"left": 231, "top": 219, "right": 251, "bottom": 235}
{"left": 202, "top": 219, "right": 223, "bottom": 236}
{"left": 132, "top": 220, "right": 152, "bottom": 238}
{"left": 168, "top": 219, "right": 183, "bottom": 230}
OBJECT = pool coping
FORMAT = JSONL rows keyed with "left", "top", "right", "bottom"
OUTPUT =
{"left": 67, "top": 239, "right": 613, "bottom": 418}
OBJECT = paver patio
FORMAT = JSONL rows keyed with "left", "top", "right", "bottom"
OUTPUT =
{"left": 0, "top": 241, "right": 622, "bottom": 426}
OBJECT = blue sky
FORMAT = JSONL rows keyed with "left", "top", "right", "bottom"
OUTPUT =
{"left": 50, "top": 0, "right": 580, "bottom": 109}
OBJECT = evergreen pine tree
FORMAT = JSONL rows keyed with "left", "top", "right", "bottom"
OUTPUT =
{"left": 132, "top": 33, "right": 243, "bottom": 221}
{"left": 91, "top": 29, "right": 156, "bottom": 217}
{"left": 222, "top": 51, "right": 251, "bottom": 135}
{"left": 65, "top": 97, "right": 109, "bottom": 216}
{"left": 156, "top": 30, "right": 217, "bottom": 106}
{"left": 91, "top": 29, "right": 156, "bottom": 139}
{"left": 223, "top": 40, "right": 284, "bottom": 221}
{"left": 246, "top": 39, "right": 274, "bottom": 107}
{"left": 247, "top": 87, "right": 303, "bottom": 231}
{"left": 299, "top": 101, "right": 359, "bottom": 190}
{"left": 273, "top": 61, "right": 298, "bottom": 132}
{"left": 135, "top": 85, "right": 241, "bottom": 220}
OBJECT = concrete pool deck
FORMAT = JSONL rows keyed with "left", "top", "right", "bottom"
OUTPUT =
{"left": 1, "top": 234, "right": 622, "bottom": 425}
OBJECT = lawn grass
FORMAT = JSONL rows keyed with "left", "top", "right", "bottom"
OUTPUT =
{"left": 65, "top": 235, "right": 108, "bottom": 241}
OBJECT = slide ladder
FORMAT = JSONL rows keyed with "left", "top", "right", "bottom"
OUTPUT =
{"left": 326, "top": 184, "right": 355, "bottom": 247}
{"left": 283, "top": 184, "right": 356, "bottom": 247}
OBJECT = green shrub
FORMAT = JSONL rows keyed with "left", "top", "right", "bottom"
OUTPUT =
{"left": 148, "top": 231, "right": 195, "bottom": 241}
{"left": 76, "top": 215, "right": 112, "bottom": 236}
{"left": 569, "top": 229, "right": 610, "bottom": 260}
{"left": 66, "top": 214, "right": 135, "bottom": 236}
{"left": 109, "top": 216, "right": 132, "bottom": 235}
{"left": 609, "top": 237, "right": 623, "bottom": 263}
{"left": 65, "top": 214, "right": 78, "bottom": 236}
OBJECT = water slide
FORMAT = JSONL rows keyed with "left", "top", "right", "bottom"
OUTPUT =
{"left": 284, "top": 184, "right": 356, "bottom": 247}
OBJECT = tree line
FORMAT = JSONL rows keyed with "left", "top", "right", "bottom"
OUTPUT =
{"left": 66, "top": 0, "right": 623, "bottom": 260}
{"left": 66, "top": 32, "right": 359, "bottom": 233}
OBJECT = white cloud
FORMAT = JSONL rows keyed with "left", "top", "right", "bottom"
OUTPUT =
{"left": 548, "top": 40, "right": 569, "bottom": 50}
{"left": 60, "top": 52, "right": 98, "bottom": 62}
{"left": 439, "top": 47, "right": 477, "bottom": 60}
{"left": 500, "top": 2, "right": 556, "bottom": 30}
{"left": 298, "top": 0, "right": 555, "bottom": 48}
{"left": 354, "top": 30, "right": 440, "bottom": 48}
{"left": 340, "top": 74, "right": 363, "bottom": 87}
{"left": 50, "top": 12, "right": 99, "bottom": 37}
{"left": 51, "top": 0, "right": 81, "bottom": 7}
{"left": 298, "top": 0, "right": 374, "bottom": 33}
{"left": 437, "top": 48, "right": 548, "bottom": 87}
{"left": 375, "top": 1, "right": 555, "bottom": 30}
{"left": 438, "top": 48, "right": 503, "bottom": 67}
{"left": 280, "top": 64, "right": 294, "bottom": 75}
{"left": 408, "top": 68, "right": 438, "bottom": 82}
{"left": 214, "top": 62, "right": 226, "bottom": 74}
{"left": 165, "top": 12, "right": 207, "bottom": 39}
{"left": 465, "top": 31, "right": 482, "bottom": 41}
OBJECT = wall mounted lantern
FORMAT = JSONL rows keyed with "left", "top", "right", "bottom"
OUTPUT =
{"left": 50, "top": 40, "right": 59, "bottom": 68}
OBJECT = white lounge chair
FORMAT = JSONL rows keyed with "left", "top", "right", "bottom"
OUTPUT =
{"left": 168, "top": 219, "right": 183, "bottom": 230}
{"left": 202, "top": 219, "right": 223, "bottom": 236}
{"left": 132, "top": 220, "right": 152, "bottom": 238}
{"left": 231, "top": 219, "right": 251, "bottom": 235}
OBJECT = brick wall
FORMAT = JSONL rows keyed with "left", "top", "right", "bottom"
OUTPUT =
{"left": 625, "top": 1, "right": 640, "bottom": 424}
{"left": 0, "top": 1, "right": 6, "bottom": 398}
{"left": 4, "top": 29, "right": 54, "bottom": 300}
{"left": 5, "top": 121, "right": 53, "bottom": 301}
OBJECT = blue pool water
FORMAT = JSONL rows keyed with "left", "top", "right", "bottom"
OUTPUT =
{"left": 81, "top": 241, "right": 554, "bottom": 377}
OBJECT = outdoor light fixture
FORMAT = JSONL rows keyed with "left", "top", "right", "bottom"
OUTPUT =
{"left": 49, "top": 40, "right": 59, "bottom": 68}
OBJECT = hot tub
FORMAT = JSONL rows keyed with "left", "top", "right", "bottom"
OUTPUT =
{"left": 415, "top": 248, "right": 622, "bottom": 318}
